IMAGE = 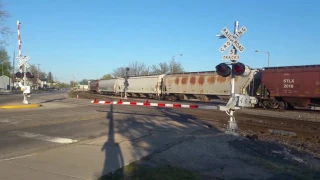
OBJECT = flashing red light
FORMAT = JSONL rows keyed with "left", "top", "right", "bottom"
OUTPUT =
{"left": 215, "top": 63, "right": 231, "bottom": 77}
{"left": 232, "top": 62, "right": 246, "bottom": 76}
{"left": 26, "top": 72, "right": 34, "bottom": 78}
{"left": 15, "top": 72, "right": 23, "bottom": 78}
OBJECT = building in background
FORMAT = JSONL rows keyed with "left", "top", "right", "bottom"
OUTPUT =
{"left": 0, "top": 75, "right": 11, "bottom": 90}
{"left": 39, "top": 78, "right": 48, "bottom": 89}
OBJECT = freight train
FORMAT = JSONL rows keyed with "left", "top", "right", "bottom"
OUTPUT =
{"left": 88, "top": 64, "right": 320, "bottom": 110}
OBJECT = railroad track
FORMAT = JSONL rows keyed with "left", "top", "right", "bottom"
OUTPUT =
{"left": 72, "top": 91, "right": 320, "bottom": 142}
{"left": 254, "top": 106, "right": 320, "bottom": 113}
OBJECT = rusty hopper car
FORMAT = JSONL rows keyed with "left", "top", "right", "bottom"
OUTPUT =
{"left": 162, "top": 69, "right": 259, "bottom": 102}
{"left": 88, "top": 80, "right": 99, "bottom": 93}
{"left": 260, "top": 64, "right": 320, "bottom": 109}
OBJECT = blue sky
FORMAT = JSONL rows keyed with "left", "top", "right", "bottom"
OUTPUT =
{"left": 3, "top": 0, "right": 320, "bottom": 83}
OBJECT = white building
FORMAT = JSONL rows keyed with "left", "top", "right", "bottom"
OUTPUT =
{"left": 0, "top": 75, "right": 12, "bottom": 90}
{"left": 77, "top": 85, "right": 88, "bottom": 91}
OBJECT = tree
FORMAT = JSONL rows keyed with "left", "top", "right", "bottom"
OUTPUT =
{"left": 0, "top": 48, "right": 11, "bottom": 77}
{"left": 39, "top": 71, "right": 47, "bottom": 80}
{"left": 112, "top": 66, "right": 128, "bottom": 78}
{"left": 151, "top": 60, "right": 184, "bottom": 74}
{"left": 80, "top": 79, "right": 88, "bottom": 85}
{"left": 0, "top": 2, "right": 12, "bottom": 47}
{"left": 47, "top": 71, "right": 53, "bottom": 83}
{"left": 112, "top": 61, "right": 148, "bottom": 78}
{"left": 101, "top": 74, "right": 113, "bottom": 80}
{"left": 70, "top": 80, "right": 76, "bottom": 88}
{"left": 128, "top": 61, "right": 147, "bottom": 76}
{"left": 27, "top": 64, "right": 38, "bottom": 85}
{"left": 170, "top": 59, "right": 184, "bottom": 74}
{"left": 151, "top": 62, "right": 170, "bottom": 74}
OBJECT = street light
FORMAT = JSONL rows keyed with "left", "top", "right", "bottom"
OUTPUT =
{"left": 171, "top": 54, "right": 183, "bottom": 74}
{"left": 255, "top": 50, "right": 270, "bottom": 67}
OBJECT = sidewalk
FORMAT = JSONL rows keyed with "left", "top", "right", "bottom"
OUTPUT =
{"left": 0, "top": 144, "right": 151, "bottom": 180}
{"left": 0, "top": 117, "right": 206, "bottom": 180}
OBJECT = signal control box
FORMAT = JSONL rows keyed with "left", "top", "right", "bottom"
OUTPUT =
{"left": 22, "top": 86, "right": 31, "bottom": 94}
{"left": 218, "top": 94, "right": 257, "bottom": 111}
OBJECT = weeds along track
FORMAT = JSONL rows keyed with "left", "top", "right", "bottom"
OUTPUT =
{"left": 189, "top": 109, "right": 320, "bottom": 143}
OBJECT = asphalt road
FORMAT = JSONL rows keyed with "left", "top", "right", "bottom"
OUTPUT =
{"left": 0, "top": 90, "right": 215, "bottom": 160}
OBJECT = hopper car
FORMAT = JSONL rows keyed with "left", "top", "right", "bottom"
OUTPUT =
{"left": 88, "top": 64, "right": 320, "bottom": 110}
{"left": 257, "top": 64, "right": 320, "bottom": 109}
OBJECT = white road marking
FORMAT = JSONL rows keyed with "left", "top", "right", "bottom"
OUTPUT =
{"left": 0, "top": 119, "right": 18, "bottom": 124}
{"left": 0, "top": 154, "right": 35, "bottom": 162}
{"left": 12, "top": 131, "right": 78, "bottom": 144}
{"left": 0, "top": 119, "right": 10, "bottom": 123}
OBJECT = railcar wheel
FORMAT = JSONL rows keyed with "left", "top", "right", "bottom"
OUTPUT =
{"left": 278, "top": 101, "right": 288, "bottom": 110}
{"left": 263, "top": 100, "right": 279, "bottom": 109}
{"left": 270, "top": 102, "right": 279, "bottom": 109}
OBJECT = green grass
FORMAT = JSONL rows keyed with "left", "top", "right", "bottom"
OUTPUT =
{"left": 98, "top": 161, "right": 202, "bottom": 180}
{"left": 254, "top": 158, "right": 320, "bottom": 180}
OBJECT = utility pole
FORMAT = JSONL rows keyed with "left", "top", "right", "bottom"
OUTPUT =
{"left": 124, "top": 67, "right": 130, "bottom": 99}
{"left": 73, "top": 74, "right": 75, "bottom": 90}
{"left": 37, "top": 64, "right": 40, "bottom": 90}
{"left": 12, "top": 50, "right": 15, "bottom": 91}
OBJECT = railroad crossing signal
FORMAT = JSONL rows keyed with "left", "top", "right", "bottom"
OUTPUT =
{"left": 215, "top": 21, "right": 249, "bottom": 136}
{"left": 17, "top": 56, "right": 30, "bottom": 68}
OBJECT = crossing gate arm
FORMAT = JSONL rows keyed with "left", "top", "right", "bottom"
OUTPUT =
{"left": 90, "top": 99, "right": 218, "bottom": 110}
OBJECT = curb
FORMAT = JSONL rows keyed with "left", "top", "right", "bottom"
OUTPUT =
{"left": 0, "top": 104, "right": 41, "bottom": 109}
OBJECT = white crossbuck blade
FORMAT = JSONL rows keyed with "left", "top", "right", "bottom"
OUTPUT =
{"left": 17, "top": 56, "right": 30, "bottom": 68}
{"left": 219, "top": 26, "right": 247, "bottom": 53}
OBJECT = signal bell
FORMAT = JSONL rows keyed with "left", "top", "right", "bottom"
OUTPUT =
{"left": 215, "top": 63, "right": 231, "bottom": 77}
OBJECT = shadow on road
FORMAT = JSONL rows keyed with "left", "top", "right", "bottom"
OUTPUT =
{"left": 100, "top": 103, "right": 124, "bottom": 177}
{"left": 40, "top": 98, "right": 67, "bottom": 103}
{"left": 96, "top": 103, "right": 320, "bottom": 179}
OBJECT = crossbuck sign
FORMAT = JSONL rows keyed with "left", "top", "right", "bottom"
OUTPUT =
{"left": 17, "top": 56, "right": 30, "bottom": 69}
{"left": 219, "top": 26, "right": 247, "bottom": 54}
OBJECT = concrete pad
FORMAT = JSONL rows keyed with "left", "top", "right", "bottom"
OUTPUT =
{"left": 2, "top": 144, "right": 151, "bottom": 180}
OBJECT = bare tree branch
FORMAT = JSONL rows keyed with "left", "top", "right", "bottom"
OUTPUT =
{"left": 171, "top": 60, "right": 184, "bottom": 73}
{"left": 112, "top": 66, "right": 127, "bottom": 78}
{"left": 0, "top": 2, "right": 12, "bottom": 47}
{"left": 128, "top": 61, "right": 147, "bottom": 76}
